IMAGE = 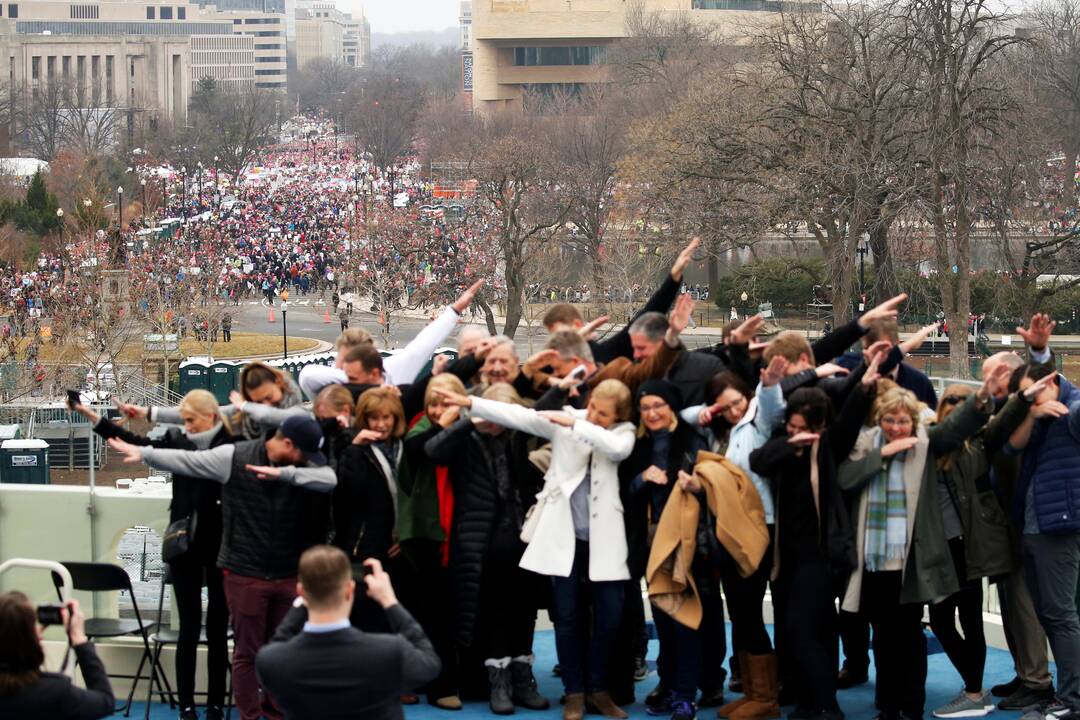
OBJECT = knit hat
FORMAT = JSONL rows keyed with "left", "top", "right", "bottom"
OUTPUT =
{"left": 636, "top": 379, "right": 684, "bottom": 412}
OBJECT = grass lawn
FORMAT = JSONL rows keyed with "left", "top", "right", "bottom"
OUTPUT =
{"left": 16, "top": 332, "right": 320, "bottom": 364}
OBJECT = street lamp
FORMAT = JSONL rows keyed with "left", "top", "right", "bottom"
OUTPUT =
{"left": 117, "top": 185, "right": 123, "bottom": 231}
{"left": 856, "top": 236, "right": 870, "bottom": 312}
{"left": 213, "top": 155, "right": 219, "bottom": 209}
{"left": 56, "top": 208, "right": 64, "bottom": 275}
{"left": 281, "top": 299, "right": 288, "bottom": 359}
{"left": 140, "top": 178, "right": 146, "bottom": 223}
{"left": 181, "top": 167, "right": 187, "bottom": 223}
{"left": 161, "top": 177, "right": 167, "bottom": 217}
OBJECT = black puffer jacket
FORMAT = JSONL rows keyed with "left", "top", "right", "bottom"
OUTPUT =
{"left": 333, "top": 442, "right": 399, "bottom": 566}
{"left": 424, "top": 419, "right": 542, "bottom": 648}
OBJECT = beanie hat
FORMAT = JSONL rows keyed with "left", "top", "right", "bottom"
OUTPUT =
{"left": 636, "top": 379, "right": 684, "bottom": 412}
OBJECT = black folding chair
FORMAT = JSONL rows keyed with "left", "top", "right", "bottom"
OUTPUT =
{"left": 148, "top": 567, "right": 233, "bottom": 720}
{"left": 52, "top": 561, "right": 173, "bottom": 717}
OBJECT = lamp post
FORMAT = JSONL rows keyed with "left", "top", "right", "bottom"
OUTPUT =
{"left": 161, "top": 177, "right": 166, "bottom": 217}
{"left": 281, "top": 299, "right": 288, "bottom": 359}
{"left": 117, "top": 186, "right": 123, "bottom": 231}
{"left": 213, "top": 155, "right": 219, "bottom": 209}
{"left": 181, "top": 167, "right": 187, "bottom": 223}
{"left": 140, "top": 178, "right": 146, "bottom": 224}
{"left": 856, "top": 237, "right": 869, "bottom": 312}
{"left": 56, "top": 208, "right": 64, "bottom": 273}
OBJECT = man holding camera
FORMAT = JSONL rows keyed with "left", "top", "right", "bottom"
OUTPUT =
{"left": 255, "top": 546, "right": 441, "bottom": 720}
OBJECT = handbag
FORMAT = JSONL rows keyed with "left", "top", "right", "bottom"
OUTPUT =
{"left": 162, "top": 512, "right": 198, "bottom": 563}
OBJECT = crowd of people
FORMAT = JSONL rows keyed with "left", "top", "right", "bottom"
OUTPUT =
{"left": 1, "top": 238, "right": 1079, "bottom": 720}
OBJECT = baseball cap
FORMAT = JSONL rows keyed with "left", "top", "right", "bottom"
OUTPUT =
{"left": 280, "top": 415, "right": 328, "bottom": 466}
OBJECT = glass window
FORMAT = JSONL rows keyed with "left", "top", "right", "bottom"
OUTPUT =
{"left": 178, "top": 6, "right": 185, "bottom": 18}
{"left": 7, "top": 4, "right": 16, "bottom": 18}
{"left": 160, "top": 6, "right": 172, "bottom": 18}
{"left": 146, "top": 6, "right": 154, "bottom": 18}
{"left": 513, "top": 46, "right": 605, "bottom": 66}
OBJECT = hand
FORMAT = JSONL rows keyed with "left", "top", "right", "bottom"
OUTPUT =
{"left": 432, "top": 387, "right": 472, "bottom": 409}
{"left": 862, "top": 349, "right": 884, "bottom": 387}
{"left": 1022, "top": 372, "right": 1056, "bottom": 401}
{"left": 538, "top": 410, "right": 574, "bottom": 427}
{"left": 665, "top": 294, "right": 695, "bottom": 344}
{"left": 523, "top": 349, "right": 560, "bottom": 376}
{"left": 761, "top": 355, "right": 788, "bottom": 386}
{"left": 1032, "top": 400, "right": 1069, "bottom": 419}
{"left": 63, "top": 599, "right": 88, "bottom": 646}
{"left": 451, "top": 279, "right": 484, "bottom": 314}
{"left": 245, "top": 464, "right": 282, "bottom": 479}
{"left": 729, "top": 314, "right": 764, "bottom": 346}
{"left": 352, "top": 428, "right": 386, "bottom": 445}
{"left": 641, "top": 465, "right": 668, "bottom": 485}
{"left": 677, "top": 469, "right": 702, "bottom": 493}
{"left": 881, "top": 436, "right": 919, "bottom": 457}
{"left": 577, "top": 315, "right": 609, "bottom": 341}
{"left": 858, "top": 293, "right": 908, "bottom": 329}
{"left": 72, "top": 402, "right": 99, "bottom": 424}
{"left": 901, "top": 322, "right": 940, "bottom": 353}
{"left": 436, "top": 406, "right": 460, "bottom": 428}
{"left": 978, "top": 362, "right": 1012, "bottom": 402}
{"left": 336, "top": 413, "right": 352, "bottom": 429}
{"left": 107, "top": 437, "right": 144, "bottom": 464}
{"left": 362, "top": 558, "right": 398, "bottom": 609}
{"left": 815, "top": 362, "right": 850, "bottom": 379}
{"left": 698, "top": 406, "right": 716, "bottom": 426}
{"left": 788, "top": 432, "right": 820, "bottom": 447}
{"left": 670, "top": 237, "right": 701, "bottom": 281}
{"left": 431, "top": 353, "right": 450, "bottom": 376}
{"left": 864, "top": 340, "right": 893, "bottom": 360}
{"left": 228, "top": 390, "right": 245, "bottom": 408}
{"left": 1017, "top": 313, "right": 1055, "bottom": 351}
{"left": 473, "top": 336, "right": 498, "bottom": 360}
{"left": 114, "top": 399, "right": 148, "bottom": 420}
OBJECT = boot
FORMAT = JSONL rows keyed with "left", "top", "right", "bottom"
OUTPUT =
{"left": 564, "top": 692, "right": 585, "bottom": 720}
{"left": 509, "top": 656, "right": 550, "bottom": 710}
{"left": 487, "top": 661, "right": 515, "bottom": 715}
{"left": 587, "top": 691, "right": 629, "bottom": 719}
{"left": 718, "top": 653, "right": 753, "bottom": 718}
{"left": 728, "top": 654, "right": 780, "bottom": 720}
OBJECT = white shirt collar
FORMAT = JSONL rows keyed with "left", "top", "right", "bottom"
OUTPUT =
{"left": 303, "top": 618, "right": 351, "bottom": 634}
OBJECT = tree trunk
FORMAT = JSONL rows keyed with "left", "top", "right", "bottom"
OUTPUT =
{"left": 868, "top": 219, "right": 896, "bottom": 302}
{"left": 707, "top": 254, "right": 720, "bottom": 307}
{"left": 502, "top": 275, "right": 524, "bottom": 338}
{"left": 829, "top": 231, "right": 858, "bottom": 325}
{"left": 476, "top": 297, "right": 498, "bottom": 336}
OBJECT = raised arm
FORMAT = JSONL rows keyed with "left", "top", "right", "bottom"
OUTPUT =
{"left": 122, "top": 442, "right": 235, "bottom": 482}
{"left": 231, "top": 393, "right": 313, "bottom": 428}
{"left": 423, "top": 417, "right": 474, "bottom": 463}
{"left": 65, "top": 642, "right": 116, "bottom": 718}
{"left": 384, "top": 281, "right": 482, "bottom": 385}
{"left": 569, "top": 420, "right": 636, "bottom": 461}
{"left": 468, "top": 396, "right": 558, "bottom": 440}
{"left": 983, "top": 393, "right": 1033, "bottom": 457}
{"left": 388, "top": 604, "right": 442, "bottom": 690}
{"left": 277, "top": 464, "right": 337, "bottom": 493}
{"left": 927, "top": 367, "right": 1002, "bottom": 455}
{"left": 298, "top": 364, "right": 348, "bottom": 400}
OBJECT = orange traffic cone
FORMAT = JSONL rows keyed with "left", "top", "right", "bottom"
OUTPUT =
{"left": 323, "top": 309, "right": 331, "bottom": 323}
{"left": 268, "top": 308, "right": 276, "bottom": 323}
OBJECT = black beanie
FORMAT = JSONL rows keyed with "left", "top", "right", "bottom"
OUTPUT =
{"left": 636, "top": 379, "right": 684, "bottom": 412}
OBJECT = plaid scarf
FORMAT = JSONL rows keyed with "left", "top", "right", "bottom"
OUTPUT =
{"left": 864, "top": 442, "right": 908, "bottom": 572}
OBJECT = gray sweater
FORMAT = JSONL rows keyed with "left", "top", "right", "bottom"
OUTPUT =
{"left": 141, "top": 445, "right": 337, "bottom": 493}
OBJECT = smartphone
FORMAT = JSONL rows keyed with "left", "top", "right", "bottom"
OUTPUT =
{"left": 65, "top": 389, "right": 81, "bottom": 411}
{"left": 567, "top": 364, "right": 588, "bottom": 382}
{"left": 36, "top": 603, "right": 66, "bottom": 626}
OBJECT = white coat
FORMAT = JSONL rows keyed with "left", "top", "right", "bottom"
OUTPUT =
{"left": 468, "top": 397, "right": 635, "bottom": 581}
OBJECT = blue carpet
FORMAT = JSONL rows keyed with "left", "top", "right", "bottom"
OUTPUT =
{"left": 131, "top": 626, "right": 1052, "bottom": 719}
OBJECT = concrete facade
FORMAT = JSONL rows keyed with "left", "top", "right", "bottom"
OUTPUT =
{"left": 471, "top": 0, "right": 816, "bottom": 112}
{"left": 342, "top": 13, "right": 369, "bottom": 68}
{"left": 189, "top": 32, "right": 254, "bottom": 92}
{"left": 293, "top": 1, "right": 345, "bottom": 69}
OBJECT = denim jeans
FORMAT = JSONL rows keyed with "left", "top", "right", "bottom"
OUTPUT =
{"left": 550, "top": 539, "right": 625, "bottom": 694}
{"left": 1024, "top": 533, "right": 1080, "bottom": 711}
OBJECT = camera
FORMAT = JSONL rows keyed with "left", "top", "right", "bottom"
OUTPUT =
{"left": 36, "top": 603, "right": 66, "bottom": 626}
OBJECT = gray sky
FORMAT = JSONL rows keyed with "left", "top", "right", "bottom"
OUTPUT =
{"left": 353, "top": 0, "right": 460, "bottom": 34}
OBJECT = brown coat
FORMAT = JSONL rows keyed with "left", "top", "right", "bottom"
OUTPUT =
{"left": 646, "top": 451, "right": 770, "bottom": 629}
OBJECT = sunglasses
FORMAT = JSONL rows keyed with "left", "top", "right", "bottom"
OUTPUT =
{"left": 941, "top": 395, "right": 964, "bottom": 406}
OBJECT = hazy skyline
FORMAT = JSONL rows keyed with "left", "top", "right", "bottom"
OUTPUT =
{"left": 353, "top": 0, "right": 460, "bottom": 34}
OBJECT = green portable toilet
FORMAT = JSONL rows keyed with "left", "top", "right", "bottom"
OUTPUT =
{"left": 178, "top": 358, "right": 210, "bottom": 395}
{"left": 208, "top": 360, "right": 238, "bottom": 405}
{"left": 0, "top": 439, "right": 50, "bottom": 484}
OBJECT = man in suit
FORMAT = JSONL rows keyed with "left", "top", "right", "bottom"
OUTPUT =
{"left": 255, "top": 546, "right": 441, "bottom": 720}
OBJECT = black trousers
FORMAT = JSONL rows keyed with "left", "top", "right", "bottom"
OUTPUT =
{"left": 721, "top": 532, "right": 774, "bottom": 656}
{"left": 170, "top": 555, "right": 229, "bottom": 710}
{"left": 777, "top": 552, "right": 840, "bottom": 713}
{"left": 929, "top": 538, "right": 986, "bottom": 694}
{"left": 838, "top": 609, "right": 870, "bottom": 673}
{"left": 862, "top": 570, "right": 927, "bottom": 718}
{"left": 398, "top": 539, "right": 460, "bottom": 700}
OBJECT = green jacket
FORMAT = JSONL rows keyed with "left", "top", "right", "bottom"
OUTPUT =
{"left": 939, "top": 393, "right": 1030, "bottom": 581}
{"left": 839, "top": 394, "right": 991, "bottom": 611}
{"left": 397, "top": 416, "right": 447, "bottom": 544}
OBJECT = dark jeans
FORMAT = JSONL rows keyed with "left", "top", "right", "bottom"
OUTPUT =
{"left": 862, "top": 570, "right": 926, "bottom": 718}
{"left": 171, "top": 556, "right": 228, "bottom": 710}
{"left": 654, "top": 606, "right": 703, "bottom": 703}
{"left": 1024, "top": 532, "right": 1080, "bottom": 711}
{"left": 398, "top": 539, "right": 459, "bottom": 700}
{"left": 777, "top": 552, "right": 840, "bottom": 713}
{"left": 550, "top": 539, "right": 625, "bottom": 694}
{"left": 929, "top": 537, "right": 986, "bottom": 694}
{"left": 223, "top": 572, "right": 295, "bottom": 720}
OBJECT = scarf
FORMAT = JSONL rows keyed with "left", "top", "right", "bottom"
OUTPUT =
{"left": 185, "top": 423, "right": 222, "bottom": 450}
{"left": 865, "top": 441, "right": 908, "bottom": 572}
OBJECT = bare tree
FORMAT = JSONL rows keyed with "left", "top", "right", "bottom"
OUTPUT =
{"left": 347, "top": 71, "right": 423, "bottom": 196}
{"left": 19, "top": 80, "right": 68, "bottom": 161}
{"left": 1027, "top": 0, "right": 1080, "bottom": 190}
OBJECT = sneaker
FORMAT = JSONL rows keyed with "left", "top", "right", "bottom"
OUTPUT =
{"left": 670, "top": 699, "right": 697, "bottom": 720}
{"left": 179, "top": 710, "right": 199, "bottom": 720}
{"left": 1019, "top": 699, "right": 1073, "bottom": 720}
{"left": 647, "top": 690, "right": 675, "bottom": 717}
{"left": 991, "top": 677, "right": 1022, "bottom": 698}
{"left": 1001, "top": 686, "right": 1057, "bottom": 712}
{"left": 635, "top": 656, "right": 649, "bottom": 682}
{"left": 932, "top": 690, "right": 993, "bottom": 718}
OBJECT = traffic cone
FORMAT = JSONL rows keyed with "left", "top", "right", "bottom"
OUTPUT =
{"left": 268, "top": 308, "right": 276, "bottom": 323}
{"left": 323, "top": 308, "right": 331, "bottom": 323}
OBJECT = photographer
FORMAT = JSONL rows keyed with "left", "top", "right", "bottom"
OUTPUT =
{"left": 0, "top": 593, "right": 114, "bottom": 719}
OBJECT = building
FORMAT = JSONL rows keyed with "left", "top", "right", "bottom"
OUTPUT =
{"left": 342, "top": 12, "right": 368, "bottom": 68}
{"left": 460, "top": 1, "right": 473, "bottom": 98}
{"left": 470, "top": 0, "right": 817, "bottom": 112}
{"left": 221, "top": 10, "right": 286, "bottom": 90}
{"left": 0, "top": 21, "right": 189, "bottom": 128}
{"left": 460, "top": 1, "right": 471, "bottom": 50}
{"left": 293, "top": 1, "right": 345, "bottom": 68}
{"left": 189, "top": 32, "right": 254, "bottom": 92}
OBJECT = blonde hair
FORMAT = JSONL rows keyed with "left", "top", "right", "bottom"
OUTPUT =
{"left": 179, "top": 389, "right": 231, "bottom": 433}
{"left": 936, "top": 384, "right": 974, "bottom": 424}
{"left": 872, "top": 386, "right": 924, "bottom": 428}
{"left": 425, "top": 374, "right": 467, "bottom": 408}
{"left": 314, "top": 384, "right": 354, "bottom": 416}
{"left": 590, "top": 379, "right": 632, "bottom": 422}
{"left": 336, "top": 327, "right": 374, "bottom": 351}
{"left": 764, "top": 331, "right": 813, "bottom": 365}
{"left": 354, "top": 387, "right": 406, "bottom": 439}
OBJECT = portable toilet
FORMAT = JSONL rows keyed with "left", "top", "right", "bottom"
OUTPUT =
{"left": 208, "top": 360, "right": 238, "bottom": 405}
{"left": 0, "top": 439, "right": 50, "bottom": 484}
{"left": 178, "top": 358, "right": 210, "bottom": 395}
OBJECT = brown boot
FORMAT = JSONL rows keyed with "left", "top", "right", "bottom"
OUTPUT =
{"left": 586, "top": 691, "right": 629, "bottom": 719}
{"left": 564, "top": 693, "right": 585, "bottom": 720}
{"left": 717, "top": 652, "right": 753, "bottom": 718}
{"left": 728, "top": 654, "right": 780, "bottom": 720}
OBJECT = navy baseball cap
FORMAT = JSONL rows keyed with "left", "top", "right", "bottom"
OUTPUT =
{"left": 280, "top": 416, "right": 328, "bottom": 466}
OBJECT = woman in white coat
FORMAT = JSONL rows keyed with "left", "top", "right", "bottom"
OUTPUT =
{"left": 436, "top": 379, "right": 636, "bottom": 720}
